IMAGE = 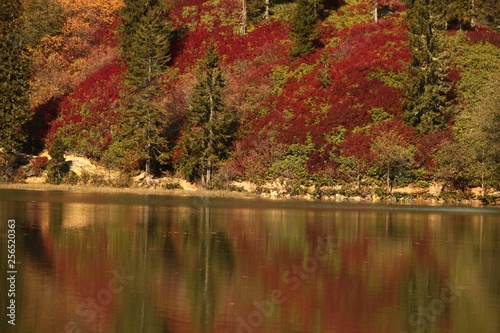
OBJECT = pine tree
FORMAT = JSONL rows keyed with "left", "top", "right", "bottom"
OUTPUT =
{"left": 290, "top": 0, "right": 322, "bottom": 58}
{"left": 404, "top": 0, "right": 450, "bottom": 134}
{"left": 178, "top": 44, "right": 237, "bottom": 185}
{"left": 114, "top": 3, "right": 172, "bottom": 176}
{"left": 0, "top": 0, "right": 32, "bottom": 154}
{"left": 120, "top": 0, "right": 162, "bottom": 60}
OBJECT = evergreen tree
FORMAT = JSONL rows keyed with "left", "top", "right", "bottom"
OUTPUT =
{"left": 290, "top": 0, "right": 322, "bottom": 58}
{"left": 0, "top": 0, "right": 31, "bottom": 153}
{"left": 403, "top": 0, "right": 450, "bottom": 134}
{"left": 114, "top": 3, "right": 172, "bottom": 176}
{"left": 178, "top": 44, "right": 237, "bottom": 185}
{"left": 24, "top": 0, "right": 63, "bottom": 48}
{"left": 120, "top": 0, "right": 162, "bottom": 60}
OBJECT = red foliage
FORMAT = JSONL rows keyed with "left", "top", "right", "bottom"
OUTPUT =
{"left": 467, "top": 27, "right": 500, "bottom": 47}
{"left": 415, "top": 130, "right": 454, "bottom": 169}
{"left": 48, "top": 62, "right": 124, "bottom": 157}
{"left": 235, "top": 18, "right": 412, "bottom": 175}
{"left": 30, "top": 156, "right": 49, "bottom": 176}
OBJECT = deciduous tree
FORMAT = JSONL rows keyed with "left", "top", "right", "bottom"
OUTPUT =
{"left": 371, "top": 131, "right": 415, "bottom": 193}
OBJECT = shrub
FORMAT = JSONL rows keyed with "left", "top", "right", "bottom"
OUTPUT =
{"left": 30, "top": 156, "right": 49, "bottom": 176}
{"left": 163, "top": 180, "right": 182, "bottom": 190}
{"left": 62, "top": 171, "right": 79, "bottom": 185}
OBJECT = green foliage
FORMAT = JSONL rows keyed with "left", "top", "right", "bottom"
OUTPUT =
{"left": 0, "top": 0, "right": 32, "bottom": 154}
{"left": 371, "top": 131, "right": 415, "bottom": 192}
{"left": 433, "top": 139, "right": 471, "bottom": 189}
{"left": 317, "top": 51, "right": 332, "bottom": 88}
{"left": 325, "top": 0, "right": 373, "bottom": 30}
{"left": 267, "top": 138, "right": 314, "bottom": 182}
{"left": 49, "top": 137, "right": 66, "bottom": 164}
{"left": 177, "top": 44, "right": 237, "bottom": 185}
{"left": 115, "top": 2, "right": 172, "bottom": 175}
{"left": 120, "top": 0, "right": 163, "bottom": 59}
{"left": 369, "top": 108, "right": 393, "bottom": 123}
{"left": 0, "top": 153, "right": 19, "bottom": 182}
{"left": 404, "top": 0, "right": 450, "bottom": 134}
{"left": 448, "top": 32, "right": 500, "bottom": 108}
{"left": 24, "top": 0, "right": 64, "bottom": 48}
{"left": 290, "top": 0, "right": 322, "bottom": 57}
{"left": 454, "top": 75, "right": 500, "bottom": 192}
{"left": 124, "top": 7, "right": 172, "bottom": 89}
{"left": 47, "top": 137, "right": 68, "bottom": 184}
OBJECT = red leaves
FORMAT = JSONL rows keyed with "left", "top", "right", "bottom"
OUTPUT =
{"left": 235, "top": 18, "right": 412, "bottom": 174}
{"left": 48, "top": 62, "right": 124, "bottom": 156}
{"left": 467, "top": 27, "right": 500, "bottom": 47}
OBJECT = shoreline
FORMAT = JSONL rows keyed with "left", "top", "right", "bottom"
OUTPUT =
{"left": 1, "top": 182, "right": 499, "bottom": 208}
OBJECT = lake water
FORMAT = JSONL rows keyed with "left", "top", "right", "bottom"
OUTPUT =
{"left": 0, "top": 189, "right": 499, "bottom": 333}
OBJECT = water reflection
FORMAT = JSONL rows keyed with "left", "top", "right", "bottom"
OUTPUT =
{"left": 0, "top": 190, "right": 499, "bottom": 333}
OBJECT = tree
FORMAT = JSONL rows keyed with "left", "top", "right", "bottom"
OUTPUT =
{"left": 371, "top": 131, "right": 415, "bottom": 193}
{"left": 403, "top": 0, "right": 450, "bottom": 134}
{"left": 433, "top": 139, "right": 471, "bottom": 191}
{"left": 178, "top": 44, "right": 237, "bottom": 186}
{"left": 24, "top": 0, "right": 64, "bottom": 48}
{"left": 114, "top": 3, "right": 172, "bottom": 176}
{"left": 120, "top": 0, "right": 162, "bottom": 60}
{"left": 454, "top": 76, "right": 500, "bottom": 194}
{"left": 241, "top": 0, "right": 247, "bottom": 35}
{"left": 290, "top": 0, "right": 322, "bottom": 58}
{"left": 46, "top": 136, "right": 68, "bottom": 184}
{"left": 0, "top": 0, "right": 32, "bottom": 154}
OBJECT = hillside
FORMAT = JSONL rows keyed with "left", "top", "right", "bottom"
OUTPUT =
{"left": 1, "top": 0, "right": 500, "bottom": 202}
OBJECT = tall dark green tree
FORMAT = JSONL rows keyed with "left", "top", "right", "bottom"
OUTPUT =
{"left": 290, "top": 0, "right": 322, "bottom": 58}
{"left": 403, "top": 0, "right": 450, "bottom": 134}
{"left": 113, "top": 3, "right": 172, "bottom": 176}
{"left": 120, "top": 0, "right": 162, "bottom": 60}
{"left": 178, "top": 44, "right": 237, "bottom": 185}
{"left": 0, "top": 0, "right": 31, "bottom": 154}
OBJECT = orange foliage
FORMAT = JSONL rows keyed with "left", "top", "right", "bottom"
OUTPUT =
{"left": 30, "top": 0, "right": 123, "bottom": 108}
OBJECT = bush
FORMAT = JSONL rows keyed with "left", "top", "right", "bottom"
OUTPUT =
{"left": 62, "top": 171, "right": 79, "bottom": 185}
{"left": 163, "top": 180, "right": 182, "bottom": 190}
{"left": 29, "top": 156, "right": 49, "bottom": 176}
{"left": 112, "top": 174, "right": 132, "bottom": 188}
{"left": 415, "top": 180, "right": 429, "bottom": 188}
{"left": 375, "top": 187, "right": 387, "bottom": 198}
{"left": 0, "top": 153, "right": 19, "bottom": 182}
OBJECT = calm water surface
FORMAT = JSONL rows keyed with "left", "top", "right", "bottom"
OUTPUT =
{"left": 0, "top": 189, "right": 499, "bottom": 333}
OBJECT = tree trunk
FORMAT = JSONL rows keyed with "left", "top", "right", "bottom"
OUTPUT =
{"left": 206, "top": 164, "right": 211, "bottom": 186}
{"left": 241, "top": 0, "right": 247, "bottom": 35}
{"left": 264, "top": 0, "right": 270, "bottom": 19}
{"left": 386, "top": 164, "right": 391, "bottom": 194}
{"left": 146, "top": 158, "right": 151, "bottom": 177}
{"left": 374, "top": 0, "right": 378, "bottom": 23}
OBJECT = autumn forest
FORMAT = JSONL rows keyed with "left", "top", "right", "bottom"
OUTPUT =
{"left": 1, "top": 0, "right": 499, "bottom": 202}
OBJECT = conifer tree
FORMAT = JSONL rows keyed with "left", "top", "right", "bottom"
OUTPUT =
{"left": 404, "top": 0, "right": 450, "bottom": 134}
{"left": 290, "top": 0, "right": 322, "bottom": 58}
{"left": 178, "top": 44, "right": 237, "bottom": 185}
{"left": 114, "top": 3, "right": 172, "bottom": 176}
{"left": 0, "top": 0, "right": 31, "bottom": 154}
{"left": 120, "top": 0, "right": 162, "bottom": 60}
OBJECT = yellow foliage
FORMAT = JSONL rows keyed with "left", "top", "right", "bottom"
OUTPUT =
{"left": 30, "top": 0, "right": 124, "bottom": 108}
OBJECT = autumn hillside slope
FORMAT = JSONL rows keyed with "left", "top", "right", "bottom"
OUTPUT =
{"left": 2, "top": 0, "right": 500, "bottom": 203}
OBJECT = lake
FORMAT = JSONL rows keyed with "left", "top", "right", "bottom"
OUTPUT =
{"left": 0, "top": 189, "right": 499, "bottom": 333}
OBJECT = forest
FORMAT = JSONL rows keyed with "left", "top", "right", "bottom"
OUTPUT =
{"left": 0, "top": 0, "right": 499, "bottom": 202}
